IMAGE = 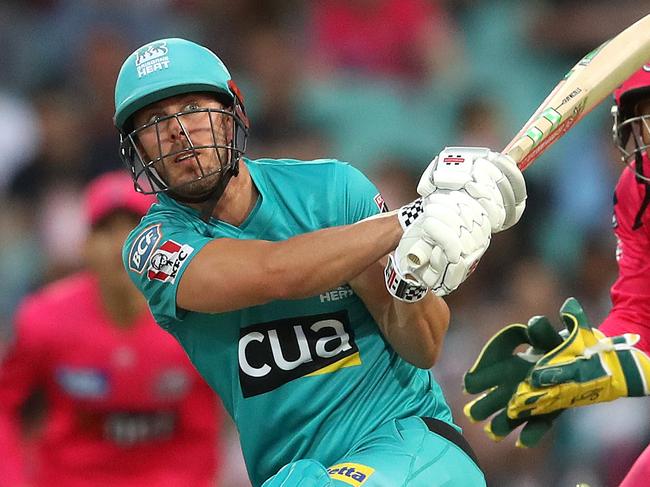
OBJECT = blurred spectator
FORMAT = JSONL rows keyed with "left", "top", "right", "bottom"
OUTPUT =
{"left": 7, "top": 87, "right": 90, "bottom": 279}
{"left": 1, "top": 1, "right": 647, "bottom": 484}
{"left": 368, "top": 156, "right": 420, "bottom": 211}
{"left": 189, "top": 0, "right": 304, "bottom": 75}
{"left": 9, "top": 87, "right": 90, "bottom": 201}
{"left": 527, "top": 0, "right": 649, "bottom": 58}
{"left": 0, "top": 172, "right": 227, "bottom": 487}
{"left": 0, "top": 94, "right": 40, "bottom": 195}
{"left": 455, "top": 94, "right": 507, "bottom": 149}
{"left": 238, "top": 26, "right": 329, "bottom": 161}
{"left": 306, "top": 0, "right": 459, "bottom": 85}
{"left": 77, "top": 26, "right": 134, "bottom": 178}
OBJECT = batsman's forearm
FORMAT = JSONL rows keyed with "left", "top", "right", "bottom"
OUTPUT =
{"left": 177, "top": 214, "right": 404, "bottom": 313}
{"left": 350, "top": 259, "right": 450, "bottom": 369}
{"left": 384, "top": 294, "right": 450, "bottom": 368}
{"left": 270, "top": 215, "right": 402, "bottom": 299}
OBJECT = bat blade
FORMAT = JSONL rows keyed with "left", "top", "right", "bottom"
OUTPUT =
{"left": 503, "top": 14, "right": 650, "bottom": 171}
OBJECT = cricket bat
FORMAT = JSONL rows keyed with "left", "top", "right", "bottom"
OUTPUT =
{"left": 503, "top": 13, "right": 650, "bottom": 171}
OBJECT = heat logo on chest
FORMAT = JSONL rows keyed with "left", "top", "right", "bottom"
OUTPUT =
{"left": 238, "top": 310, "right": 360, "bottom": 397}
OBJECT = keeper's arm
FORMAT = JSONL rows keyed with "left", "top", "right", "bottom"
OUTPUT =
{"left": 350, "top": 257, "right": 449, "bottom": 369}
{"left": 599, "top": 175, "right": 650, "bottom": 353}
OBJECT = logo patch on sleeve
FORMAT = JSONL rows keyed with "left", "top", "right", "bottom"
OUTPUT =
{"left": 373, "top": 193, "right": 388, "bottom": 213}
{"left": 147, "top": 240, "right": 194, "bottom": 283}
{"left": 129, "top": 224, "right": 162, "bottom": 273}
{"left": 327, "top": 463, "right": 374, "bottom": 486}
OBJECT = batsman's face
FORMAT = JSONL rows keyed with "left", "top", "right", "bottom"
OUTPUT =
{"left": 131, "top": 93, "right": 233, "bottom": 197}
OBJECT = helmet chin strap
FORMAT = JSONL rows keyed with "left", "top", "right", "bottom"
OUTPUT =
{"left": 163, "top": 158, "right": 240, "bottom": 222}
{"left": 198, "top": 160, "right": 239, "bottom": 223}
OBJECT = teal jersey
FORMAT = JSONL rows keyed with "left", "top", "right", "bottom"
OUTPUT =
{"left": 123, "top": 158, "right": 455, "bottom": 486}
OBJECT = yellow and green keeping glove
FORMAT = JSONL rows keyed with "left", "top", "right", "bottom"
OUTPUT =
{"left": 464, "top": 297, "right": 650, "bottom": 448}
{"left": 507, "top": 297, "right": 650, "bottom": 418}
{"left": 463, "top": 312, "right": 564, "bottom": 448}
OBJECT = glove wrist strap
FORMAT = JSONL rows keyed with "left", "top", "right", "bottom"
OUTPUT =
{"left": 384, "top": 254, "right": 429, "bottom": 302}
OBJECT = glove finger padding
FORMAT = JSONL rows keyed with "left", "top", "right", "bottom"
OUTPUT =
{"left": 463, "top": 316, "right": 564, "bottom": 447}
{"left": 465, "top": 385, "right": 520, "bottom": 422}
{"left": 486, "top": 409, "right": 563, "bottom": 448}
{"left": 516, "top": 411, "right": 563, "bottom": 448}
{"left": 395, "top": 190, "right": 491, "bottom": 295}
{"left": 464, "top": 324, "right": 531, "bottom": 393}
{"left": 463, "top": 324, "right": 537, "bottom": 422}
{"left": 507, "top": 297, "right": 650, "bottom": 420}
{"left": 417, "top": 147, "right": 527, "bottom": 233}
{"left": 485, "top": 150, "right": 526, "bottom": 230}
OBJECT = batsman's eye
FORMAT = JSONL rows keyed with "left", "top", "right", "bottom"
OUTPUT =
{"left": 147, "top": 113, "right": 162, "bottom": 124}
{"left": 184, "top": 102, "right": 200, "bottom": 111}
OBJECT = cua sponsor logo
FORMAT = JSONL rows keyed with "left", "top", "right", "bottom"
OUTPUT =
{"left": 238, "top": 310, "right": 359, "bottom": 397}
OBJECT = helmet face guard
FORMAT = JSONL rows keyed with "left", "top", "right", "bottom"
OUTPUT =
{"left": 119, "top": 101, "right": 248, "bottom": 202}
{"left": 612, "top": 64, "right": 650, "bottom": 180}
{"left": 612, "top": 106, "right": 650, "bottom": 181}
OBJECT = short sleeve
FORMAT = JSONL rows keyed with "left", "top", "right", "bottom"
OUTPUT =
{"left": 339, "top": 164, "right": 388, "bottom": 224}
{"left": 122, "top": 218, "right": 212, "bottom": 327}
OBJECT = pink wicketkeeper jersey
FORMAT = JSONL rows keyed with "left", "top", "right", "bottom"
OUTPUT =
{"left": 0, "top": 272, "right": 223, "bottom": 487}
{"left": 599, "top": 155, "right": 650, "bottom": 354}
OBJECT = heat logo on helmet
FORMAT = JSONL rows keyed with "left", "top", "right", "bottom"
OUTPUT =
{"left": 135, "top": 41, "right": 170, "bottom": 78}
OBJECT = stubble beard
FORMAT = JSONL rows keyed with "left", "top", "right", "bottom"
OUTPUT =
{"left": 164, "top": 148, "right": 231, "bottom": 200}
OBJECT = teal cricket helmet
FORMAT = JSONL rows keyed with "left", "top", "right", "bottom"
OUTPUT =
{"left": 114, "top": 38, "right": 235, "bottom": 130}
{"left": 114, "top": 38, "right": 249, "bottom": 218}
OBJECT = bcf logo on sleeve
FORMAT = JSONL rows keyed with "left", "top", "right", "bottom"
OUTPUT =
{"left": 147, "top": 240, "right": 194, "bottom": 283}
{"left": 129, "top": 224, "right": 162, "bottom": 274}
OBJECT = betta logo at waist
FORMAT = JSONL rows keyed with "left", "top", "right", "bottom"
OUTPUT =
{"left": 238, "top": 310, "right": 360, "bottom": 397}
{"left": 327, "top": 463, "right": 374, "bottom": 486}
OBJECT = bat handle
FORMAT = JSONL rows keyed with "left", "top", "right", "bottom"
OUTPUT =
{"left": 405, "top": 240, "right": 432, "bottom": 268}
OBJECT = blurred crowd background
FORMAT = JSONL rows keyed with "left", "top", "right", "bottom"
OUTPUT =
{"left": 1, "top": 0, "right": 649, "bottom": 486}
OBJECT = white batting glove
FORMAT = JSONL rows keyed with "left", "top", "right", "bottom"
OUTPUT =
{"left": 388, "top": 190, "right": 492, "bottom": 297}
{"left": 381, "top": 197, "right": 430, "bottom": 302}
{"left": 417, "top": 147, "right": 526, "bottom": 233}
